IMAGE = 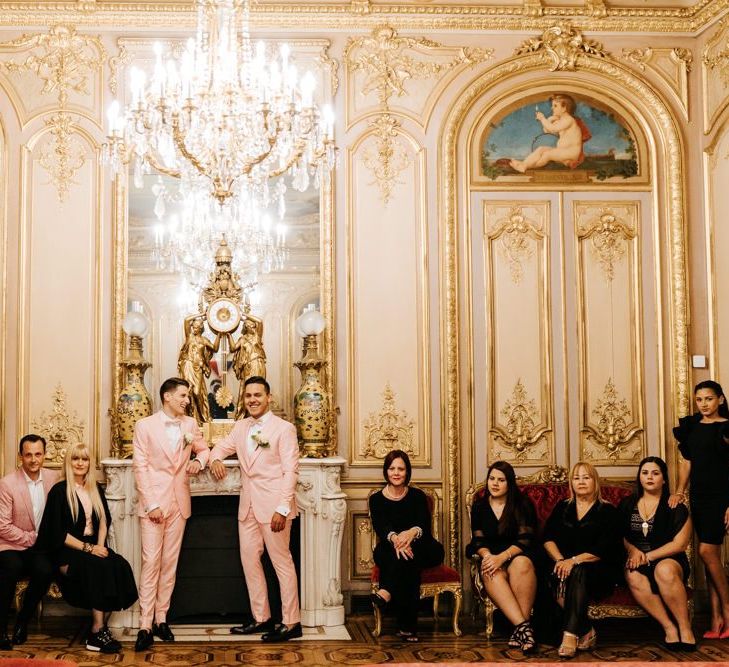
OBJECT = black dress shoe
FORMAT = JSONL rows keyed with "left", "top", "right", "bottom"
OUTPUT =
{"left": 261, "top": 623, "right": 303, "bottom": 642}
{"left": 135, "top": 629, "right": 154, "bottom": 652}
{"left": 679, "top": 641, "right": 698, "bottom": 652}
{"left": 153, "top": 622, "right": 175, "bottom": 641}
{"left": 11, "top": 623, "right": 27, "bottom": 645}
{"left": 0, "top": 633, "right": 12, "bottom": 650}
{"left": 230, "top": 619, "right": 275, "bottom": 635}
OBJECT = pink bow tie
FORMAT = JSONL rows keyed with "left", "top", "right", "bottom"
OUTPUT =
{"left": 165, "top": 420, "right": 181, "bottom": 427}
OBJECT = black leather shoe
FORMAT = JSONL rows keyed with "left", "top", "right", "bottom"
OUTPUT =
{"left": 679, "top": 641, "right": 698, "bottom": 652}
{"left": 152, "top": 622, "right": 175, "bottom": 642}
{"left": 134, "top": 629, "right": 154, "bottom": 651}
{"left": 11, "top": 623, "right": 27, "bottom": 645}
{"left": 230, "top": 619, "right": 275, "bottom": 635}
{"left": 0, "top": 633, "right": 12, "bottom": 650}
{"left": 261, "top": 623, "right": 303, "bottom": 642}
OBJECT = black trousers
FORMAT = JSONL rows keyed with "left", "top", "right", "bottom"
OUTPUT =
{"left": 0, "top": 549, "right": 54, "bottom": 632}
{"left": 373, "top": 538, "right": 444, "bottom": 633}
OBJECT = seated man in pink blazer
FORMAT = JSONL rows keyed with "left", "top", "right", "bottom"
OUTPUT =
{"left": 132, "top": 377, "right": 210, "bottom": 652}
{"left": 0, "top": 434, "right": 58, "bottom": 649}
{"left": 210, "top": 376, "right": 301, "bottom": 642}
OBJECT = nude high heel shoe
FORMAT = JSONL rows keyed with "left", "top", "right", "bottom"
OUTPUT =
{"left": 558, "top": 632, "right": 578, "bottom": 659}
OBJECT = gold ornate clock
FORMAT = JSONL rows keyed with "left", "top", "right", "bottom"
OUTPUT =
{"left": 206, "top": 297, "right": 241, "bottom": 334}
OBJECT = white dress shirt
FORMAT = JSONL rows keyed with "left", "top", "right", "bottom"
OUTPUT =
{"left": 23, "top": 469, "right": 46, "bottom": 530}
{"left": 163, "top": 418, "right": 182, "bottom": 451}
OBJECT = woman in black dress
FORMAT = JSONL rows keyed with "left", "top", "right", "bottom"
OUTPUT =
{"left": 621, "top": 456, "right": 694, "bottom": 650}
{"left": 669, "top": 380, "right": 729, "bottom": 638}
{"left": 369, "top": 449, "right": 445, "bottom": 642}
{"left": 37, "top": 443, "right": 137, "bottom": 653}
{"left": 543, "top": 461, "right": 622, "bottom": 658}
{"left": 466, "top": 460, "right": 537, "bottom": 652}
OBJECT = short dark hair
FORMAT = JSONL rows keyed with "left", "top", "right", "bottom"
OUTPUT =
{"left": 19, "top": 434, "right": 46, "bottom": 456}
{"left": 382, "top": 449, "right": 412, "bottom": 485}
{"left": 160, "top": 377, "right": 189, "bottom": 403}
{"left": 244, "top": 376, "right": 270, "bottom": 394}
{"left": 636, "top": 456, "right": 671, "bottom": 499}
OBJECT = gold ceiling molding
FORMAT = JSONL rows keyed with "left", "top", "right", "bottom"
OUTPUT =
{"left": 578, "top": 208, "right": 635, "bottom": 282}
{"left": 491, "top": 379, "right": 549, "bottom": 463}
{"left": 361, "top": 382, "right": 416, "bottom": 460}
{"left": 361, "top": 114, "right": 412, "bottom": 204}
{"left": 38, "top": 111, "right": 86, "bottom": 202}
{"left": 30, "top": 384, "right": 86, "bottom": 467}
{"left": 585, "top": 0, "right": 608, "bottom": 19}
{"left": 344, "top": 25, "right": 492, "bottom": 111}
{"left": 522, "top": 0, "right": 543, "bottom": 18}
{"left": 583, "top": 378, "right": 642, "bottom": 463}
{"left": 515, "top": 22, "right": 609, "bottom": 71}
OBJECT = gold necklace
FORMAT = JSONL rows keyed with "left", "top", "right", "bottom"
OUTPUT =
{"left": 638, "top": 497, "right": 659, "bottom": 537}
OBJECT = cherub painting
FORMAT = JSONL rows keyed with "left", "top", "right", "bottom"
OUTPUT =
{"left": 481, "top": 93, "right": 639, "bottom": 183}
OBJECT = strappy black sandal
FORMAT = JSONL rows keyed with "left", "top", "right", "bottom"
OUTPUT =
{"left": 511, "top": 621, "right": 536, "bottom": 653}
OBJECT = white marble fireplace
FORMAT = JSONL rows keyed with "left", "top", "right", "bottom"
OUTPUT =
{"left": 101, "top": 457, "right": 347, "bottom": 629}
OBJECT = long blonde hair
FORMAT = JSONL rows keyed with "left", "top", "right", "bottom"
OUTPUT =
{"left": 61, "top": 443, "right": 106, "bottom": 525}
{"left": 568, "top": 461, "right": 602, "bottom": 503}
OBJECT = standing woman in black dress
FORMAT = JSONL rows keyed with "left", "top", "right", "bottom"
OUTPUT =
{"left": 369, "top": 449, "right": 445, "bottom": 642}
{"left": 542, "top": 461, "right": 622, "bottom": 658}
{"left": 669, "top": 380, "right": 729, "bottom": 638}
{"left": 621, "top": 457, "right": 694, "bottom": 649}
{"left": 37, "top": 443, "right": 137, "bottom": 653}
{"left": 466, "top": 460, "right": 538, "bottom": 652}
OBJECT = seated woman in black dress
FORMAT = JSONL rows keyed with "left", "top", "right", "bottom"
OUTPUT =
{"left": 466, "top": 460, "right": 537, "bottom": 652}
{"left": 670, "top": 380, "right": 729, "bottom": 638}
{"left": 369, "top": 449, "right": 445, "bottom": 642}
{"left": 37, "top": 443, "right": 137, "bottom": 654}
{"left": 621, "top": 456, "right": 695, "bottom": 650}
{"left": 543, "top": 461, "right": 622, "bottom": 658}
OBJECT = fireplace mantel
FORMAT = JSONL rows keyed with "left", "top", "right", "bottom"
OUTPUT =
{"left": 102, "top": 456, "right": 347, "bottom": 628}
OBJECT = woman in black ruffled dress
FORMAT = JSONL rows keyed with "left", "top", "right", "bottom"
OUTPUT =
{"left": 669, "top": 380, "right": 729, "bottom": 638}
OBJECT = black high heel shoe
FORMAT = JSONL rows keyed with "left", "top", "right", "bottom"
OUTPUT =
{"left": 370, "top": 592, "right": 387, "bottom": 611}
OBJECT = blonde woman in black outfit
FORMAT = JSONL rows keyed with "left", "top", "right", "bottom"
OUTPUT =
{"left": 369, "top": 450, "right": 444, "bottom": 642}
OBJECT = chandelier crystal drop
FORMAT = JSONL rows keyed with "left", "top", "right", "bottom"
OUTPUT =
{"left": 103, "top": 0, "right": 336, "bottom": 215}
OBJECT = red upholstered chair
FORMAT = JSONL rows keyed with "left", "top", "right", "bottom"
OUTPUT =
{"left": 465, "top": 466, "right": 667, "bottom": 639}
{"left": 369, "top": 487, "right": 462, "bottom": 637}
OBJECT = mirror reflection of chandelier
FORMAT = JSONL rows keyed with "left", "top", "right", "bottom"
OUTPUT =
{"left": 104, "top": 0, "right": 336, "bottom": 213}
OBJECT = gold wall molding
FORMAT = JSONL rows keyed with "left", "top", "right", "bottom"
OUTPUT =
{"left": 30, "top": 384, "right": 86, "bottom": 467}
{"left": 0, "top": 24, "right": 106, "bottom": 108}
{"left": 444, "top": 51, "right": 689, "bottom": 570}
{"left": 583, "top": 378, "right": 642, "bottom": 463}
{"left": 361, "top": 383, "right": 416, "bottom": 460}
{"left": 703, "top": 18, "right": 729, "bottom": 135}
{"left": 38, "top": 111, "right": 86, "bottom": 202}
{"left": 108, "top": 43, "right": 132, "bottom": 96}
{"left": 579, "top": 208, "right": 635, "bottom": 282}
{"left": 490, "top": 205, "right": 539, "bottom": 284}
{"left": 361, "top": 113, "right": 412, "bottom": 204}
{"left": 514, "top": 22, "right": 608, "bottom": 71}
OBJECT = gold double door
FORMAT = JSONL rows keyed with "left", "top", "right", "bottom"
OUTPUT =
{"left": 467, "top": 190, "right": 664, "bottom": 483}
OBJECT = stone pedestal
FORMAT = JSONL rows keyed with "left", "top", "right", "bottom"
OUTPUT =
{"left": 101, "top": 456, "right": 347, "bottom": 629}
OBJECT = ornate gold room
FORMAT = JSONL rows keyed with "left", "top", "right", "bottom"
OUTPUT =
{"left": 1, "top": 0, "right": 729, "bottom": 664}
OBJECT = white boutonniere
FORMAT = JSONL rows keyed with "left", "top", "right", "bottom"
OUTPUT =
{"left": 251, "top": 433, "right": 270, "bottom": 450}
{"left": 184, "top": 433, "right": 194, "bottom": 445}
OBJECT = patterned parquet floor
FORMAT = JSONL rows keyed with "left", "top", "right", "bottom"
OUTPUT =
{"left": 3, "top": 614, "right": 729, "bottom": 665}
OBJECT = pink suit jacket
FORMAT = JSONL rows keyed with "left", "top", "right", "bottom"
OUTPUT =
{"left": 210, "top": 413, "right": 299, "bottom": 523}
{"left": 0, "top": 468, "right": 58, "bottom": 552}
{"left": 132, "top": 411, "right": 210, "bottom": 519}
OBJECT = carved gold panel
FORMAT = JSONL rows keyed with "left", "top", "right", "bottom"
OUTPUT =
{"left": 484, "top": 201, "right": 554, "bottom": 466}
{"left": 703, "top": 18, "right": 729, "bottom": 135}
{"left": 574, "top": 201, "right": 645, "bottom": 464}
{"left": 351, "top": 512, "right": 375, "bottom": 581}
{"left": 30, "top": 384, "right": 85, "bottom": 467}
{"left": 347, "top": 128, "right": 430, "bottom": 467}
{"left": 344, "top": 25, "right": 492, "bottom": 128}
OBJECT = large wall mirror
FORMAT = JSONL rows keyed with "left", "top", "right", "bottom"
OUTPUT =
{"left": 111, "top": 38, "right": 336, "bottom": 444}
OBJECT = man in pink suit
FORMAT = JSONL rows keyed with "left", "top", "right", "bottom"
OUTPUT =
{"left": 0, "top": 434, "right": 58, "bottom": 649}
{"left": 132, "top": 377, "right": 210, "bottom": 651}
{"left": 210, "top": 376, "right": 302, "bottom": 642}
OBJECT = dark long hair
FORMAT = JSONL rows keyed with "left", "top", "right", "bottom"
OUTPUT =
{"left": 694, "top": 380, "right": 729, "bottom": 419}
{"left": 382, "top": 449, "right": 412, "bottom": 486}
{"left": 484, "top": 461, "right": 527, "bottom": 535}
{"left": 635, "top": 456, "right": 670, "bottom": 500}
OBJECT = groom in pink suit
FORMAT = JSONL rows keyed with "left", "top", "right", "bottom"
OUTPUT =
{"left": 132, "top": 377, "right": 210, "bottom": 651}
{"left": 210, "top": 376, "right": 302, "bottom": 642}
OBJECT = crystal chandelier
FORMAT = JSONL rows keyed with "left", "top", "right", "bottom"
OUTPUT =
{"left": 104, "top": 0, "right": 336, "bottom": 214}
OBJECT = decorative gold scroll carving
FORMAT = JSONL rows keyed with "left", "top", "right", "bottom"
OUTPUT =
{"left": 515, "top": 22, "right": 609, "bottom": 71}
{"left": 317, "top": 43, "right": 340, "bottom": 97}
{"left": 578, "top": 209, "right": 635, "bottom": 282}
{"left": 491, "top": 379, "right": 549, "bottom": 463}
{"left": 585, "top": 0, "right": 608, "bottom": 19}
{"left": 30, "top": 384, "right": 86, "bottom": 467}
{"left": 703, "top": 19, "right": 729, "bottom": 134}
{"left": 519, "top": 465, "right": 569, "bottom": 484}
{"left": 108, "top": 43, "right": 132, "bottom": 95}
{"left": 489, "top": 205, "right": 540, "bottom": 284}
{"left": 38, "top": 112, "right": 86, "bottom": 202}
{"left": 522, "top": 0, "right": 543, "bottom": 17}
{"left": 583, "top": 378, "right": 642, "bottom": 462}
{"left": 703, "top": 30, "right": 729, "bottom": 86}
{"left": 0, "top": 25, "right": 106, "bottom": 107}
{"left": 344, "top": 25, "right": 492, "bottom": 110}
{"left": 673, "top": 48, "right": 694, "bottom": 73}
{"left": 362, "top": 114, "right": 412, "bottom": 204}
{"left": 356, "top": 518, "right": 375, "bottom": 572}
{"left": 620, "top": 47, "right": 653, "bottom": 71}
{"left": 361, "top": 383, "right": 415, "bottom": 459}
